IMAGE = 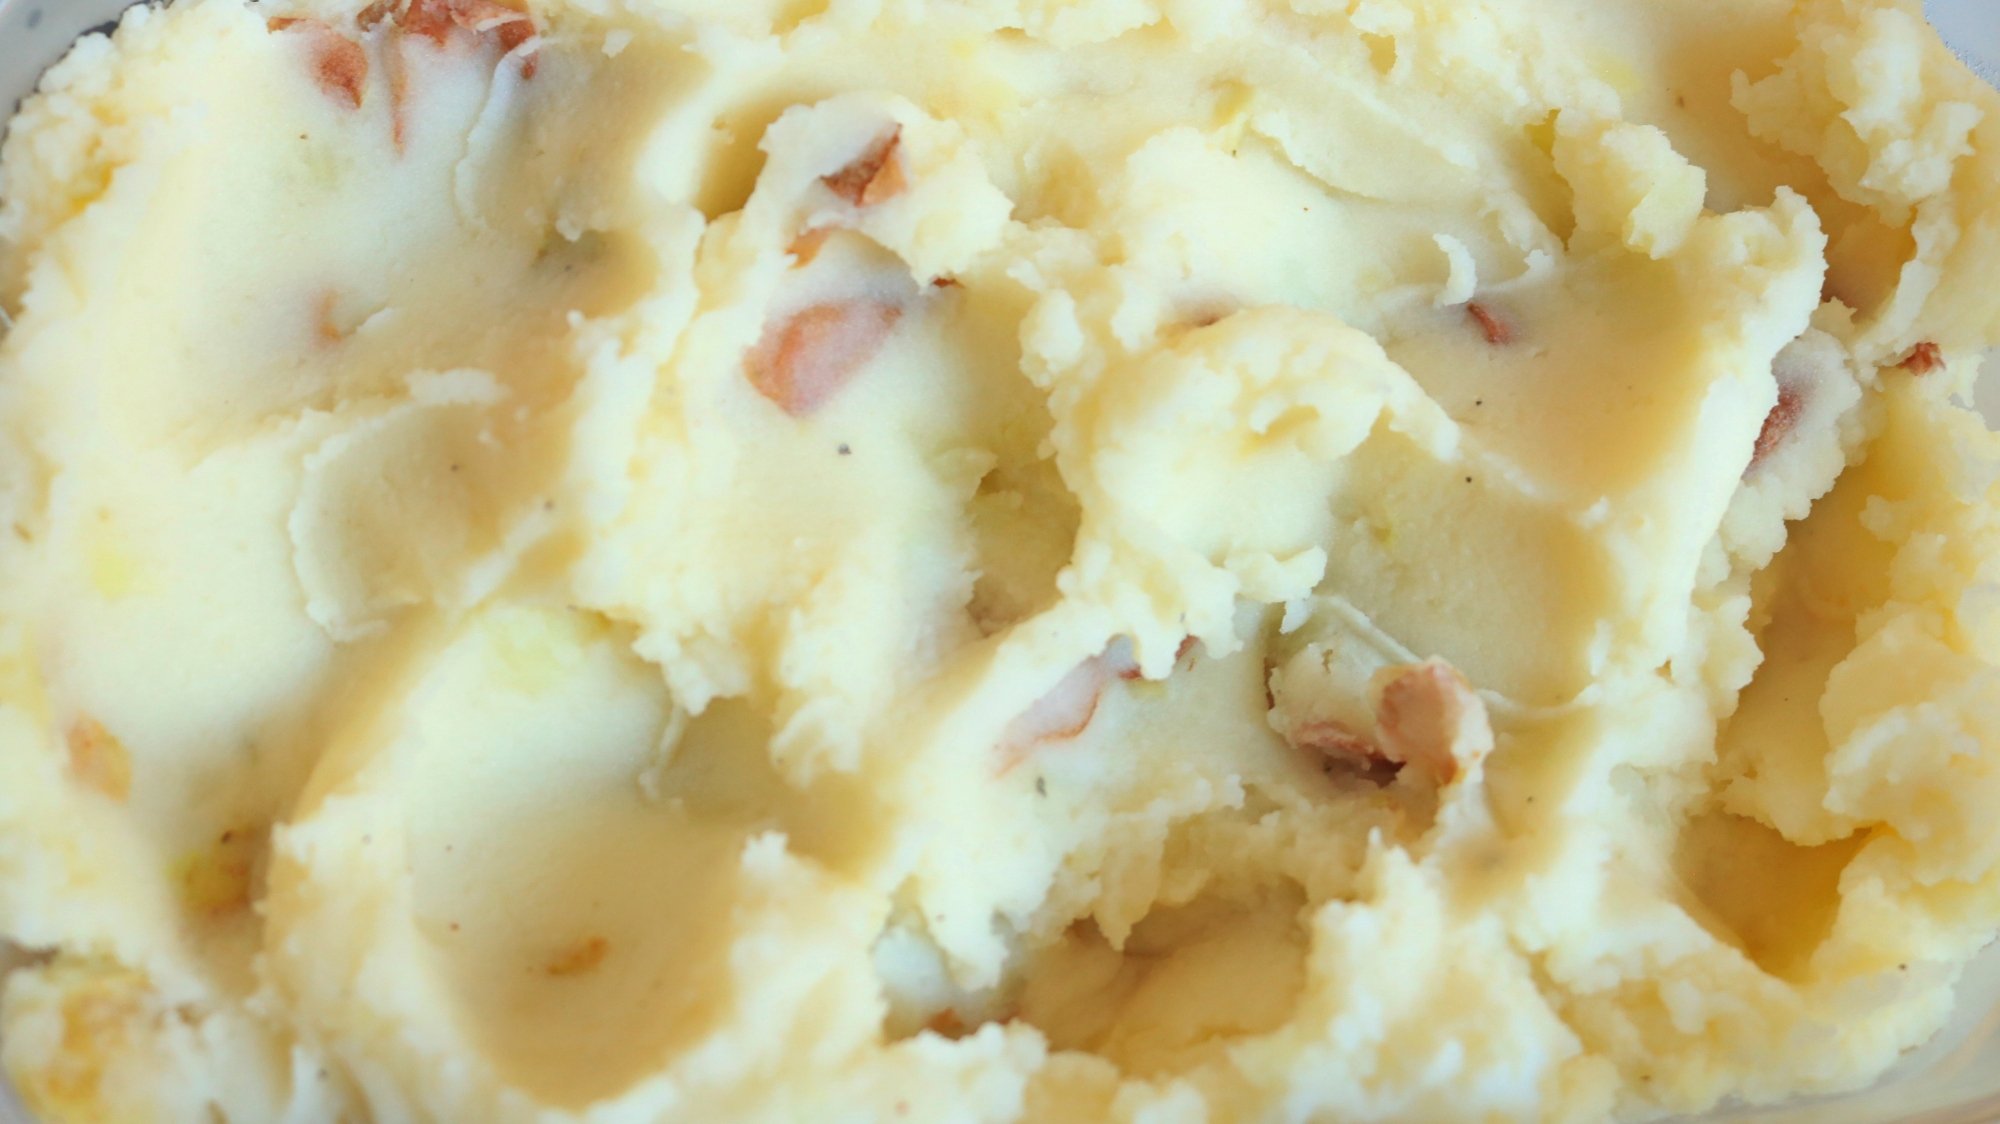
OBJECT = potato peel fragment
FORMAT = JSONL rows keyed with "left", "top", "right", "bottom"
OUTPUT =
{"left": 744, "top": 301, "right": 902, "bottom": 417}
{"left": 544, "top": 936, "right": 609, "bottom": 977}
{"left": 386, "top": 0, "right": 540, "bottom": 78}
{"left": 822, "top": 127, "right": 908, "bottom": 207}
{"left": 65, "top": 717, "right": 131, "bottom": 802}
{"left": 1465, "top": 300, "right": 1513, "bottom": 346}
{"left": 269, "top": 17, "right": 369, "bottom": 111}
{"left": 1375, "top": 660, "right": 1489, "bottom": 786}
{"left": 1899, "top": 341, "right": 1943, "bottom": 375}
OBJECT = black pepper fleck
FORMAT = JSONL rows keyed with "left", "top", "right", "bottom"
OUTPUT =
{"left": 838, "top": 443, "right": 851, "bottom": 456}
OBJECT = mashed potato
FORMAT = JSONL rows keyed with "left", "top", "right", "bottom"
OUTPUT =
{"left": 3, "top": 0, "right": 2000, "bottom": 1120}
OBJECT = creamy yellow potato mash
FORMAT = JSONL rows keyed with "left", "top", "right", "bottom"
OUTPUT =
{"left": 3, "top": 0, "right": 2000, "bottom": 1120}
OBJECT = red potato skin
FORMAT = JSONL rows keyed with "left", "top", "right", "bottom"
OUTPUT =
{"left": 1465, "top": 301, "right": 1512, "bottom": 346}
{"left": 823, "top": 128, "right": 908, "bottom": 207}
{"left": 269, "top": 17, "right": 369, "bottom": 110}
{"left": 1900, "top": 341, "right": 1942, "bottom": 375}
{"left": 744, "top": 301, "right": 903, "bottom": 417}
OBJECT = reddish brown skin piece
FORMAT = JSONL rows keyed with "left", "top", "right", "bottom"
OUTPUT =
{"left": 447, "top": 0, "right": 539, "bottom": 78}
{"left": 544, "top": 936, "right": 609, "bottom": 977}
{"left": 1900, "top": 341, "right": 1943, "bottom": 376}
{"left": 396, "top": 0, "right": 538, "bottom": 77}
{"left": 788, "top": 227, "right": 832, "bottom": 267}
{"left": 313, "top": 290, "right": 345, "bottom": 346}
{"left": 1291, "top": 720, "right": 1381, "bottom": 761}
{"left": 994, "top": 659, "right": 1109, "bottom": 775}
{"left": 1038, "top": 697, "right": 1100, "bottom": 742}
{"left": 270, "top": 17, "right": 369, "bottom": 110}
{"left": 744, "top": 301, "right": 903, "bottom": 417}
{"left": 356, "top": 0, "right": 400, "bottom": 29}
{"left": 1100, "top": 637, "right": 1141, "bottom": 680}
{"left": 1115, "top": 636, "right": 1199, "bottom": 681}
{"left": 388, "top": 47, "right": 411, "bottom": 153}
{"left": 399, "top": 0, "right": 456, "bottom": 43}
{"left": 1376, "top": 662, "right": 1473, "bottom": 785}
{"left": 863, "top": 157, "right": 907, "bottom": 205}
{"left": 1750, "top": 383, "right": 1804, "bottom": 470}
{"left": 1465, "top": 301, "right": 1512, "bottom": 346}
{"left": 489, "top": 18, "right": 540, "bottom": 78}
{"left": 313, "top": 35, "right": 369, "bottom": 110}
{"left": 1288, "top": 720, "right": 1401, "bottom": 785}
{"left": 66, "top": 716, "right": 131, "bottom": 802}
{"left": 355, "top": 0, "right": 540, "bottom": 155}
{"left": 823, "top": 127, "right": 907, "bottom": 207}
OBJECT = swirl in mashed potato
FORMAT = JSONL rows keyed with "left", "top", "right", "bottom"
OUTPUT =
{"left": 3, "top": 0, "right": 2000, "bottom": 1120}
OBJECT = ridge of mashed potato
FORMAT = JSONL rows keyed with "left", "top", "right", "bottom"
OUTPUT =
{"left": 2, "top": 0, "right": 2000, "bottom": 1120}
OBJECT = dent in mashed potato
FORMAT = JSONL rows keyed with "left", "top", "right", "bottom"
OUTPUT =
{"left": 2, "top": 0, "right": 2000, "bottom": 1120}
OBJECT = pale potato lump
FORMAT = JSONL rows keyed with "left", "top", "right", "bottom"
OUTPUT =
{"left": 3, "top": 0, "right": 2000, "bottom": 1121}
